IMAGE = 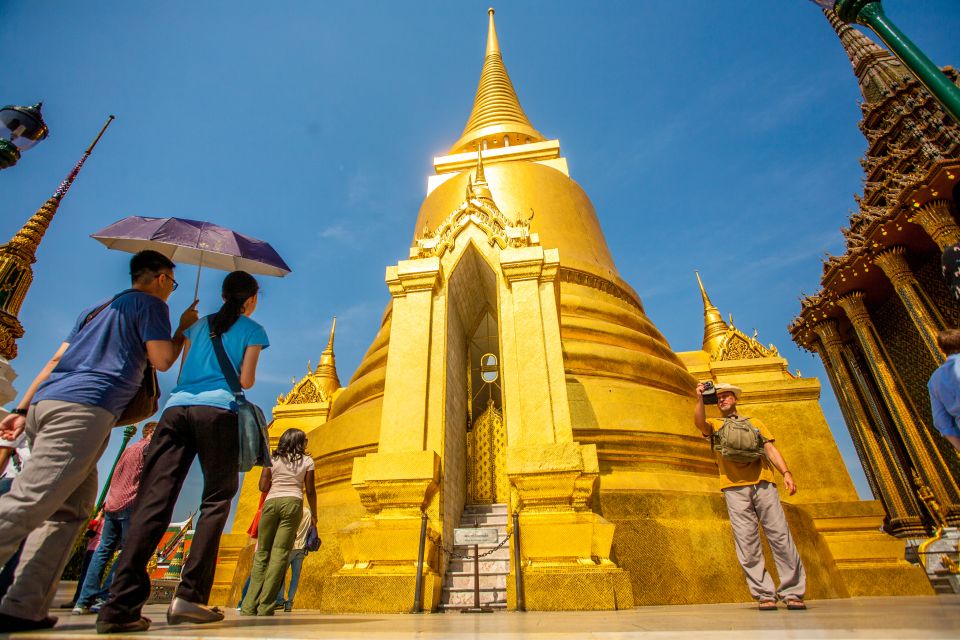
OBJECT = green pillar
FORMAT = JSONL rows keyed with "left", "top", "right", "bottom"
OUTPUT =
{"left": 94, "top": 424, "right": 138, "bottom": 514}
{"left": 833, "top": 0, "right": 960, "bottom": 124}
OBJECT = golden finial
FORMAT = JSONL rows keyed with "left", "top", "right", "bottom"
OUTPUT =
{"left": 449, "top": 8, "right": 544, "bottom": 153}
{"left": 0, "top": 115, "right": 115, "bottom": 360}
{"left": 486, "top": 8, "right": 499, "bottom": 56}
{"left": 696, "top": 271, "right": 729, "bottom": 357}
{"left": 316, "top": 315, "right": 341, "bottom": 397}
{"left": 471, "top": 149, "right": 495, "bottom": 203}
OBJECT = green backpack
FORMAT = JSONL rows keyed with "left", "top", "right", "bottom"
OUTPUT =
{"left": 714, "top": 416, "right": 766, "bottom": 463}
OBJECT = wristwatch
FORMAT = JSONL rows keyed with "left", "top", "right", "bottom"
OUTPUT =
{"left": 10, "top": 408, "right": 27, "bottom": 416}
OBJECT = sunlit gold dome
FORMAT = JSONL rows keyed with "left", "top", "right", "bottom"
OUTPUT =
{"left": 414, "top": 161, "right": 625, "bottom": 292}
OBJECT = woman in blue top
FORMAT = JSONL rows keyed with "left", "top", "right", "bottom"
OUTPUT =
{"left": 98, "top": 271, "right": 269, "bottom": 633}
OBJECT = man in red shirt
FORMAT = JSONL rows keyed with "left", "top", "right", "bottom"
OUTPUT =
{"left": 73, "top": 422, "right": 156, "bottom": 614}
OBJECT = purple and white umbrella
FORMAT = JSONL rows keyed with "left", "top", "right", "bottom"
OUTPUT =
{"left": 92, "top": 216, "right": 291, "bottom": 297}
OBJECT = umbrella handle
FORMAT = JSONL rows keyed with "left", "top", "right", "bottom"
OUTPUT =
{"left": 193, "top": 252, "right": 203, "bottom": 302}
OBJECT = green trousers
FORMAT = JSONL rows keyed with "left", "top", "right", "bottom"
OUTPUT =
{"left": 241, "top": 496, "right": 303, "bottom": 615}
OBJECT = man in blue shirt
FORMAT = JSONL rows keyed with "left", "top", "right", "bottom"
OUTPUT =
{"left": 0, "top": 250, "right": 198, "bottom": 632}
{"left": 928, "top": 329, "right": 960, "bottom": 452}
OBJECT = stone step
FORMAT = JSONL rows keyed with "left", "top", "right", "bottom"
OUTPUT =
{"left": 461, "top": 503, "right": 508, "bottom": 513}
{"left": 446, "top": 558, "right": 510, "bottom": 574}
{"left": 445, "top": 573, "right": 508, "bottom": 590}
{"left": 440, "top": 588, "right": 509, "bottom": 607}
{"left": 438, "top": 601, "right": 508, "bottom": 611}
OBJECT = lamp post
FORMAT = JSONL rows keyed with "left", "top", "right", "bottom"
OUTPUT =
{"left": 93, "top": 424, "right": 138, "bottom": 514}
{"left": 827, "top": 0, "right": 960, "bottom": 124}
{"left": 0, "top": 103, "right": 50, "bottom": 170}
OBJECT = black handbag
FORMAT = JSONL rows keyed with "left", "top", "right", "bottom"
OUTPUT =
{"left": 210, "top": 329, "right": 271, "bottom": 472}
{"left": 78, "top": 291, "right": 159, "bottom": 426}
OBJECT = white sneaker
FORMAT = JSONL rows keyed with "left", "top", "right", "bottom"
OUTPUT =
{"left": 71, "top": 606, "right": 92, "bottom": 615}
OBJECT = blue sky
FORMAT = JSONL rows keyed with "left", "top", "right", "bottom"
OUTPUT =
{"left": 2, "top": 1, "right": 958, "bottom": 525}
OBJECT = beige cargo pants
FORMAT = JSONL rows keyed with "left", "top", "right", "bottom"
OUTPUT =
{"left": 722, "top": 480, "right": 806, "bottom": 601}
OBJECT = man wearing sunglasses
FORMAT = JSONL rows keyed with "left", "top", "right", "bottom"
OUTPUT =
{"left": 0, "top": 250, "right": 198, "bottom": 632}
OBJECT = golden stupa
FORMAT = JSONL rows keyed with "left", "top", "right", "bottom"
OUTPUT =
{"left": 213, "top": 9, "right": 931, "bottom": 611}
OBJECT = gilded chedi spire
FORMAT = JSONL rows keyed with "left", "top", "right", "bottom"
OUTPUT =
{"left": 449, "top": 8, "right": 544, "bottom": 154}
{"left": 0, "top": 116, "right": 114, "bottom": 360}
{"left": 696, "top": 271, "right": 729, "bottom": 356}
{"left": 316, "top": 316, "right": 341, "bottom": 397}
{"left": 824, "top": 8, "right": 912, "bottom": 103}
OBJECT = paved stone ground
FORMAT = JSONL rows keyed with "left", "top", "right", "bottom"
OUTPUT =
{"left": 12, "top": 593, "right": 960, "bottom": 639}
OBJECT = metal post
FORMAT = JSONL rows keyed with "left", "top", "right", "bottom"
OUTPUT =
{"left": 94, "top": 424, "right": 138, "bottom": 513}
{"left": 512, "top": 511, "right": 525, "bottom": 612}
{"left": 473, "top": 523, "right": 481, "bottom": 610}
{"left": 411, "top": 511, "right": 427, "bottom": 613}
{"left": 833, "top": 0, "right": 960, "bottom": 124}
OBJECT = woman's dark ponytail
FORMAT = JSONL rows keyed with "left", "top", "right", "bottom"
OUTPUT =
{"left": 210, "top": 271, "right": 259, "bottom": 336}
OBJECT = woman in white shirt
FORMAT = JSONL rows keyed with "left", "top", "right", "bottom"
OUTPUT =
{"left": 240, "top": 428, "right": 317, "bottom": 616}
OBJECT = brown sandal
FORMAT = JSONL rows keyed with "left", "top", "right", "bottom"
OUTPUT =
{"left": 784, "top": 597, "right": 806, "bottom": 610}
{"left": 758, "top": 599, "right": 778, "bottom": 611}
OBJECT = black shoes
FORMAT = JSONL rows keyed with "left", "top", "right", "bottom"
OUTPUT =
{"left": 0, "top": 613, "right": 58, "bottom": 632}
{"left": 166, "top": 597, "right": 225, "bottom": 625}
{"left": 96, "top": 616, "right": 151, "bottom": 634}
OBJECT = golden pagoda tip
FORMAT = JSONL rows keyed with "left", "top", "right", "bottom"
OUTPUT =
{"left": 486, "top": 6, "right": 500, "bottom": 55}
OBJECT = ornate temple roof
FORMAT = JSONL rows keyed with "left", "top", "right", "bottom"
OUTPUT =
{"left": 449, "top": 8, "right": 544, "bottom": 154}
{"left": 697, "top": 272, "right": 778, "bottom": 361}
{"left": 277, "top": 317, "right": 341, "bottom": 406}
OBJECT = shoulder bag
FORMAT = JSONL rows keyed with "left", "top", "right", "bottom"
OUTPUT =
{"left": 78, "top": 291, "right": 159, "bottom": 427}
{"left": 210, "top": 329, "right": 271, "bottom": 472}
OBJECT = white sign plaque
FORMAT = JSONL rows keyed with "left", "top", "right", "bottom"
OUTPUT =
{"left": 454, "top": 528, "right": 498, "bottom": 546}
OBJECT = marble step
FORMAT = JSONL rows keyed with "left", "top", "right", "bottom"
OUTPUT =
{"left": 446, "top": 557, "right": 510, "bottom": 574}
{"left": 440, "top": 587, "right": 509, "bottom": 607}
{"left": 445, "top": 572, "right": 508, "bottom": 590}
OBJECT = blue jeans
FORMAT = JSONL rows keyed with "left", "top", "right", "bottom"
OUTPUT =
{"left": 275, "top": 548, "right": 306, "bottom": 608}
{"left": 76, "top": 507, "right": 133, "bottom": 607}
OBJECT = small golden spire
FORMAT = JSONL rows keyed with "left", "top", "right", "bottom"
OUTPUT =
{"left": 316, "top": 316, "right": 341, "bottom": 397}
{"left": 696, "top": 271, "right": 729, "bottom": 357}
{"left": 471, "top": 149, "right": 495, "bottom": 203}
{"left": 449, "top": 8, "right": 544, "bottom": 153}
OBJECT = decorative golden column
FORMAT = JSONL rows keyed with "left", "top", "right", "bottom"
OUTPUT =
{"left": 837, "top": 291, "right": 960, "bottom": 520}
{"left": 0, "top": 116, "right": 114, "bottom": 361}
{"left": 908, "top": 199, "right": 960, "bottom": 251}
{"left": 872, "top": 246, "right": 945, "bottom": 363}
{"left": 811, "top": 320, "right": 924, "bottom": 535}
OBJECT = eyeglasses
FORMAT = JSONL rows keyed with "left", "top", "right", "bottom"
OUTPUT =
{"left": 157, "top": 273, "right": 179, "bottom": 292}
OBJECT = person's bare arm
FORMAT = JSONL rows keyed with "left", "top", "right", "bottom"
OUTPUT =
{"left": 304, "top": 469, "right": 318, "bottom": 525}
{"left": 763, "top": 442, "right": 797, "bottom": 495}
{"left": 945, "top": 434, "right": 960, "bottom": 451}
{"left": 0, "top": 448, "right": 12, "bottom": 473}
{"left": 258, "top": 467, "right": 272, "bottom": 493}
{"left": 146, "top": 301, "right": 199, "bottom": 372}
{"left": 694, "top": 382, "right": 711, "bottom": 436}
{"left": 239, "top": 345, "right": 263, "bottom": 390}
{"left": 0, "top": 341, "right": 70, "bottom": 440}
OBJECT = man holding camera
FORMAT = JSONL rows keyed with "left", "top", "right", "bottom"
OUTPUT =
{"left": 695, "top": 381, "right": 806, "bottom": 611}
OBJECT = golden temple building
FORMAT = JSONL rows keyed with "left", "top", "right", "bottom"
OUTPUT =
{"left": 214, "top": 9, "right": 933, "bottom": 611}
{"left": 789, "top": 11, "right": 960, "bottom": 538}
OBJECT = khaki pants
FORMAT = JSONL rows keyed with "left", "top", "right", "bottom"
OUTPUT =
{"left": 723, "top": 481, "right": 805, "bottom": 601}
{"left": 0, "top": 400, "right": 115, "bottom": 621}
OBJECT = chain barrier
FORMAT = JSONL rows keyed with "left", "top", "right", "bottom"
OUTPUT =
{"left": 430, "top": 529, "right": 512, "bottom": 560}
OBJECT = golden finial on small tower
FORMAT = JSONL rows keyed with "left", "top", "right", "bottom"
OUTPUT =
{"left": 471, "top": 149, "right": 495, "bottom": 203}
{"left": 316, "top": 316, "right": 341, "bottom": 398}
{"left": 696, "top": 271, "right": 729, "bottom": 357}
